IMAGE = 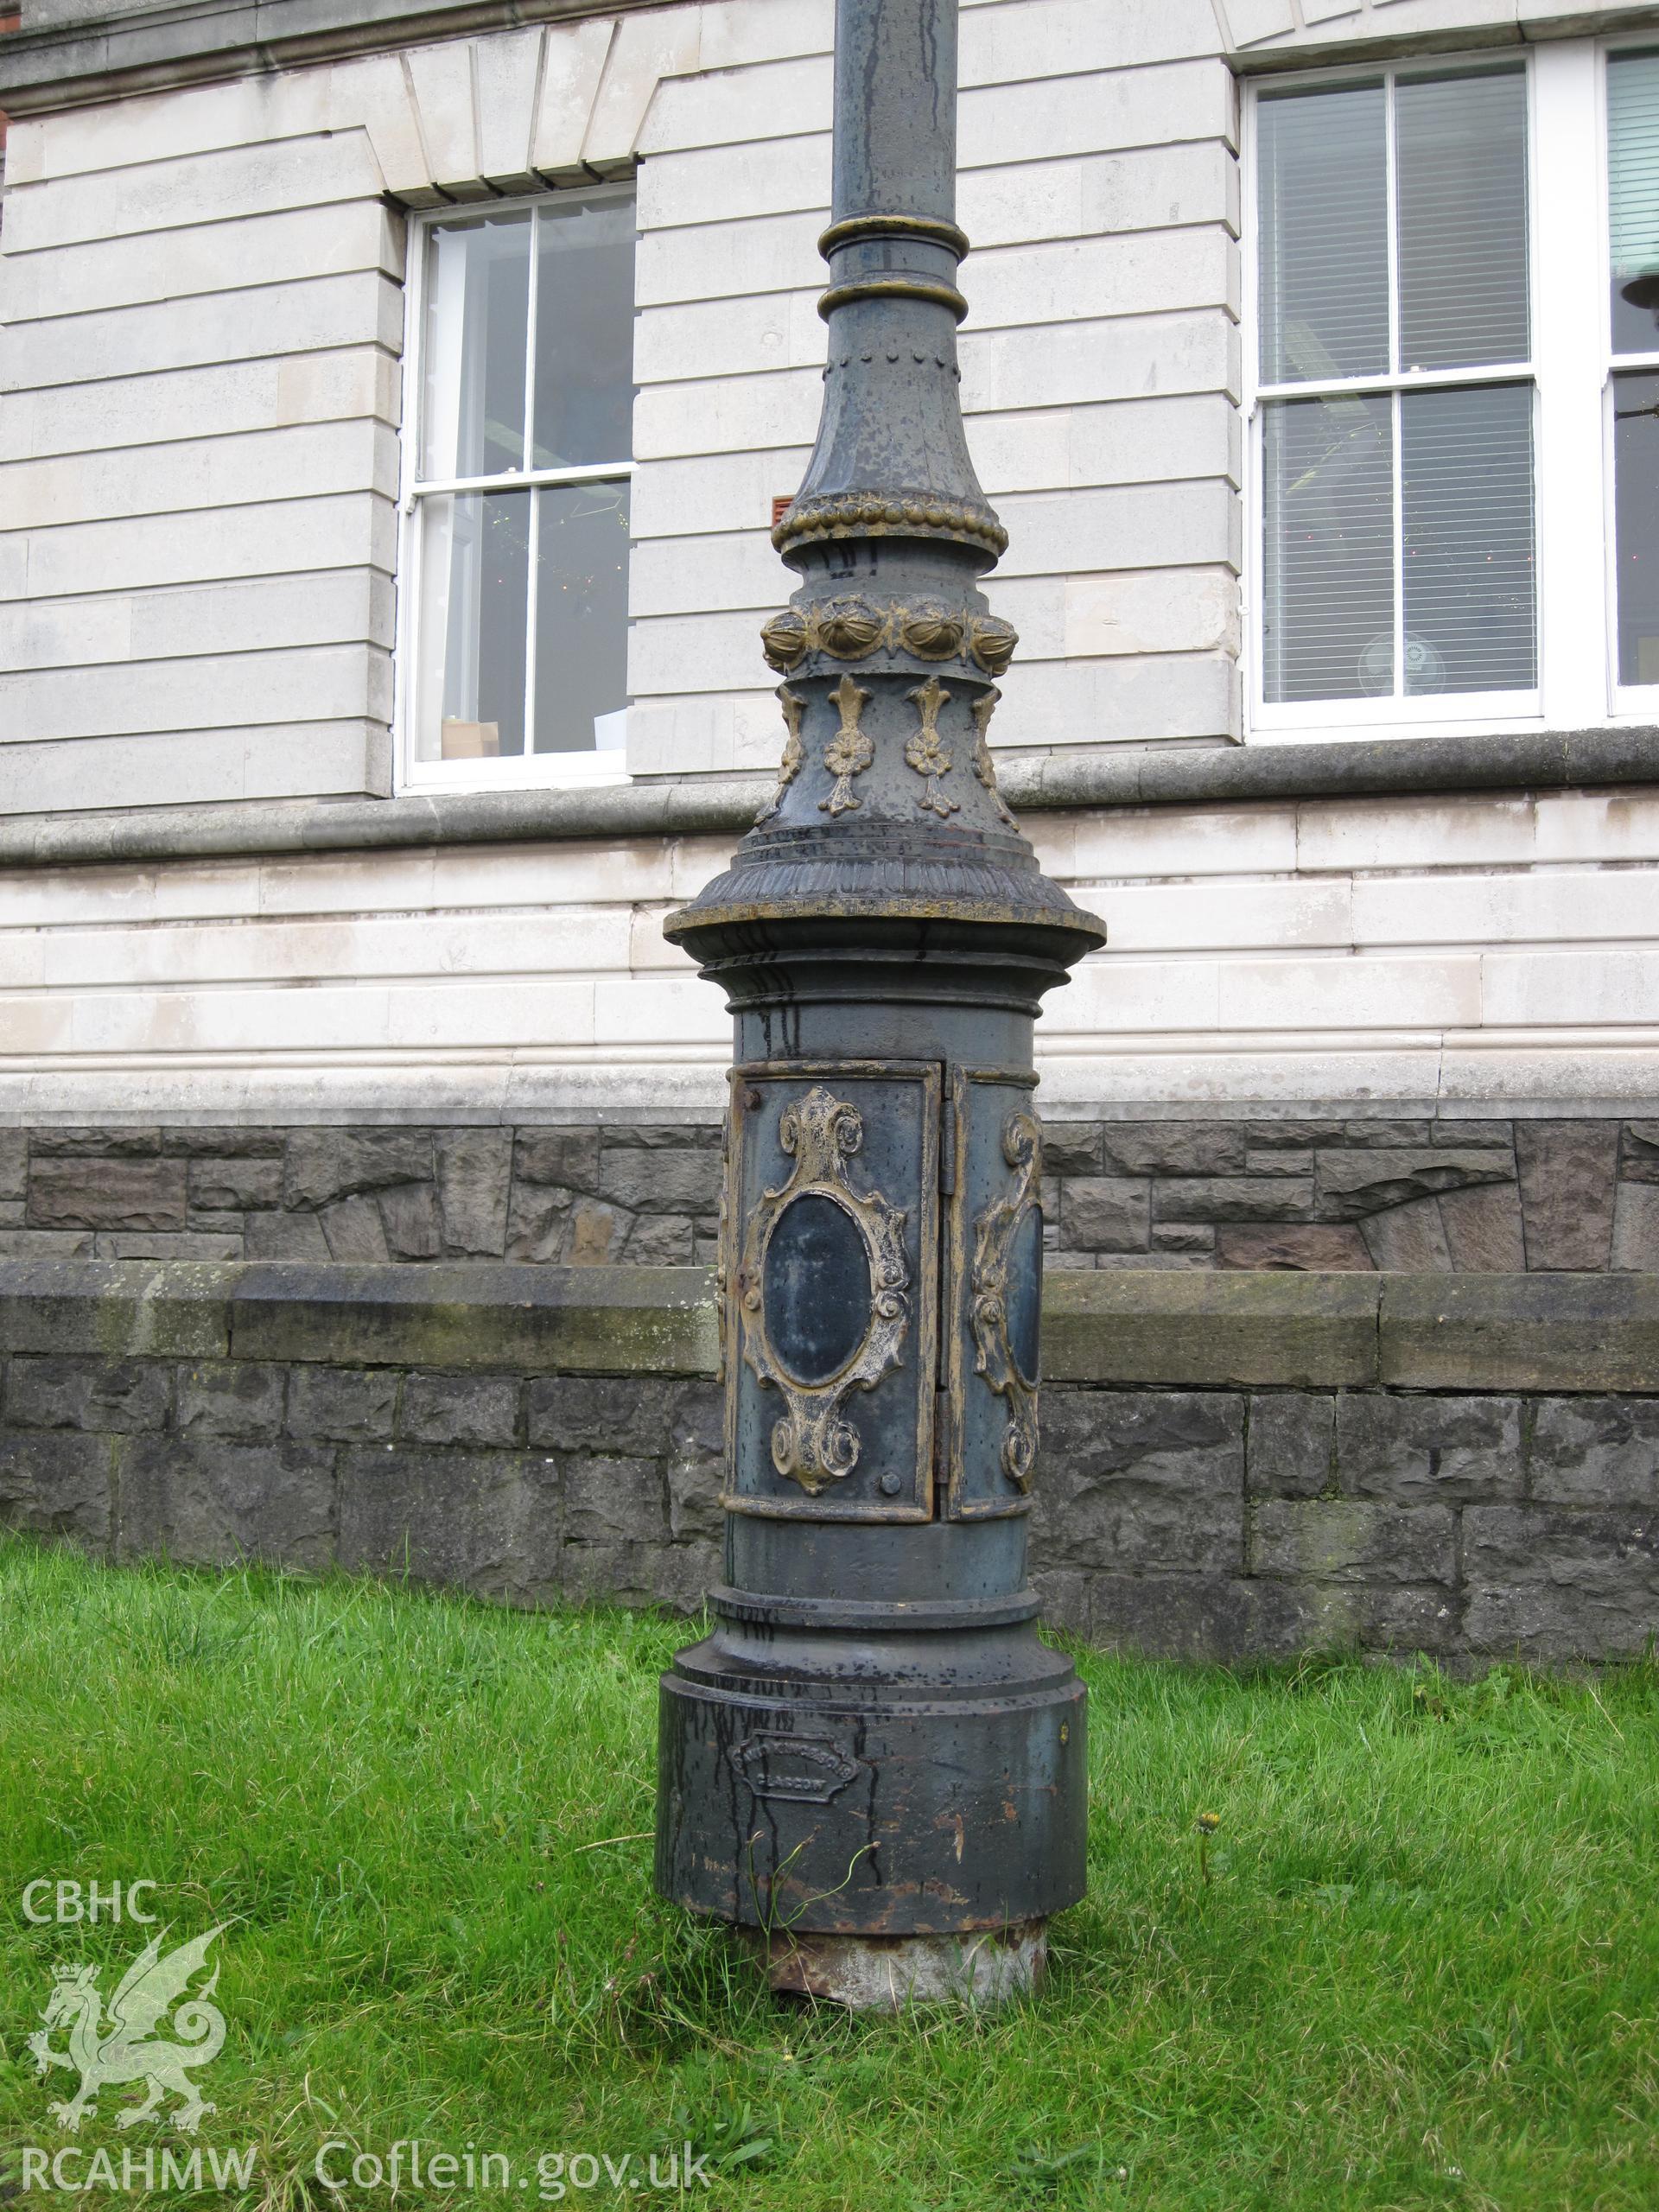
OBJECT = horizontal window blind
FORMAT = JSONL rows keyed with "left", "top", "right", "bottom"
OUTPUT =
{"left": 1258, "top": 85, "right": 1388, "bottom": 385}
{"left": 1611, "top": 53, "right": 1659, "bottom": 357}
{"left": 1614, "top": 372, "right": 1659, "bottom": 684}
{"left": 1263, "top": 396, "right": 1393, "bottom": 702}
{"left": 1401, "top": 385, "right": 1536, "bottom": 694}
{"left": 1395, "top": 70, "right": 1529, "bottom": 372}
{"left": 1255, "top": 69, "right": 1536, "bottom": 710}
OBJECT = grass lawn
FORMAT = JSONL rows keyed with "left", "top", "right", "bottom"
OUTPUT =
{"left": 0, "top": 1538, "right": 1656, "bottom": 2211}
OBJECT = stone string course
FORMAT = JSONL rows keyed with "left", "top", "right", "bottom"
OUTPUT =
{"left": 5, "top": 1116, "right": 1659, "bottom": 1274}
{"left": 0, "top": 1261, "right": 1655, "bottom": 1669}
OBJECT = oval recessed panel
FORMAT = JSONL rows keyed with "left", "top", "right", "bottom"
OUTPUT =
{"left": 1006, "top": 1205, "right": 1043, "bottom": 1388}
{"left": 763, "top": 1192, "right": 872, "bottom": 1385}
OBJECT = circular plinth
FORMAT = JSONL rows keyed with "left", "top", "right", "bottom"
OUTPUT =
{"left": 654, "top": 1607, "right": 1087, "bottom": 1936}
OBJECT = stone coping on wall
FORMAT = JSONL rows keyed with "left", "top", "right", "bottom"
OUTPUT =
{"left": 0, "top": 1257, "right": 721, "bottom": 1374}
{"left": 6, "top": 1257, "right": 1658, "bottom": 1394}
{"left": 0, "top": 728, "right": 1656, "bottom": 869}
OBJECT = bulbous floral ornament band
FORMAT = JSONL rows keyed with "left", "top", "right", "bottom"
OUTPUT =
{"left": 760, "top": 599, "right": 1019, "bottom": 677}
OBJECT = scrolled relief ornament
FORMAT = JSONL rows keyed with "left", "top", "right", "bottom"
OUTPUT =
{"left": 905, "top": 676, "right": 959, "bottom": 819}
{"left": 714, "top": 1158, "right": 731, "bottom": 1379}
{"left": 820, "top": 675, "right": 874, "bottom": 816}
{"left": 753, "top": 686, "right": 806, "bottom": 826}
{"left": 971, "top": 686, "right": 1018, "bottom": 830}
{"left": 739, "top": 1087, "right": 911, "bottom": 1495}
{"left": 969, "top": 1110, "right": 1043, "bottom": 1491}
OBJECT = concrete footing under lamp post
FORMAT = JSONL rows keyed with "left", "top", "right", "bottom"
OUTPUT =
{"left": 651, "top": 0, "right": 1103, "bottom": 2009}
{"left": 744, "top": 1923, "right": 1049, "bottom": 2010}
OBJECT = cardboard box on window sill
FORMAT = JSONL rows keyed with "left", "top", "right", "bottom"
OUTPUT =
{"left": 441, "top": 720, "right": 500, "bottom": 760}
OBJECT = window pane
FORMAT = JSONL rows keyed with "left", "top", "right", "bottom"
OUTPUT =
{"left": 532, "top": 483, "right": 632, "bottom": 753}
{"left": 1401, "top": 384, "right": 1535, "bottom": 695}
{"left": 1395, "top": 70, "right": 1528, "bottom": 371}
{"left": 533, "top": 195, "right": 637, "bottom": 469}
{"left": 1258, "top": 85, "right": 1389, "bottom": 384}
{"left": 414, "top": 491, "right": 531, "bottom": 763}
{"left": 421, "top": 212, "right": 531, "bottom": 480}
{"left": 1610, "top": 52, "right": 1659, "bottom": 355}
{"left": 1262, "top": 394, "right": 1393, "bottom": 702}
{"left": 1614, "top": 371, "right": 1659, "bottom": 684}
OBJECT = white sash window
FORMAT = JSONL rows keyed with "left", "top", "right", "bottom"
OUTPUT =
{"left": 1246, "top": 43, "right": 1659, "bottom": 738}
{"left": 397, "top": 188, "right": 636, "bottom": 788}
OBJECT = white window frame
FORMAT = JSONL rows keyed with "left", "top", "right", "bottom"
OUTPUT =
{"left": 1243, "top": 40, "right": 1657, "bottom": 743}
{"left": 393, "top": 185, "right": 636, "bottom": 794}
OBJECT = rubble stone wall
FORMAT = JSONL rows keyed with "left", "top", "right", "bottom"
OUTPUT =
{"left": 3, "top": 1116, "right": 1656, "bottom": 1274}
{"left": 2, "top": 1258, "right": 1656, "bottom": 1669}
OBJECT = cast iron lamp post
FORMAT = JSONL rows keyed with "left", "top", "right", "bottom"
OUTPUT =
{"left": 653, "top": 0, "right": 1104, "bottom": 2007}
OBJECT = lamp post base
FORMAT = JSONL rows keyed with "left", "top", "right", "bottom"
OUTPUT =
{"left": 655, "top": 1590, "right": 1089, "bottom": 1942}
{"left": 746, "top": 1921, "right": 1046, "bottom": 2010}
{"left": 654, "top": 0, "right": 1108, "bottom": 2000}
